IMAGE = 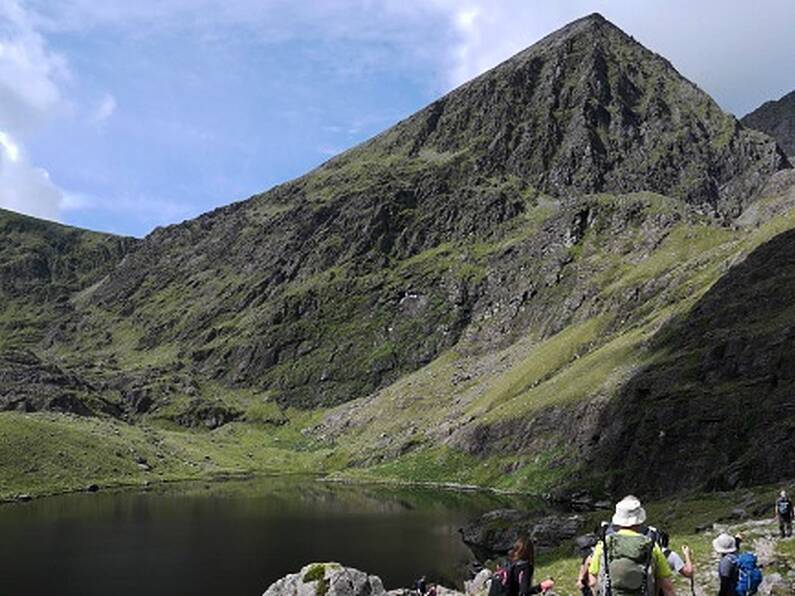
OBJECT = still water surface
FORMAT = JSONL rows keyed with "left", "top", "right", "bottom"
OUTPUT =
{"left": 0, "top": 477, "right": 537, "bottom": 596}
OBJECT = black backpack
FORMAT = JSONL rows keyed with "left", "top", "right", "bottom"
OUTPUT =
{"left": 489, "top": 562, "right": 517, "bottom": 596}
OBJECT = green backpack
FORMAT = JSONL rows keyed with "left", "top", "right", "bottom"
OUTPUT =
{"left": 602, "top": 533, "right": 655, "bottom": 596}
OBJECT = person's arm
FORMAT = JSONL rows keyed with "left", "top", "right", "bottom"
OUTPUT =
{"left": 680, "top": 546, "right": 694, "bottom": 578}
{"left": 577, "top": 556, "right": 592, "bottom": 590}
{"left": 588, "top": 573, "right": 598, "bottom": 591}
{"left": 658, "top": 577, "right": 676, "bottom": 596}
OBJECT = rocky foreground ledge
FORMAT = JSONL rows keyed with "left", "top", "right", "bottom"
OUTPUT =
{"left": 262, "top": 563, "right": 491, "bottom": 596}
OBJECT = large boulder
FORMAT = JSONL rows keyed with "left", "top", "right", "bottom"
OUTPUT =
{"left": 263, "top": 563, "right": 387, "bottom": 596}
{"left": 460, "top": 510, "right": 585, "bottom": 562}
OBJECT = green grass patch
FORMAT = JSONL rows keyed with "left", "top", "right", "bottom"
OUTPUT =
{"left": 0, "top": 410, "right": 342, "bottom": 501}
{"left": 468, "top": 317, "right": 607, "bottom": 415}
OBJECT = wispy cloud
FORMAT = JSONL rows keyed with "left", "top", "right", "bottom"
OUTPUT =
{"left": 90, "top": 92, "right": 116, "bottom": 125}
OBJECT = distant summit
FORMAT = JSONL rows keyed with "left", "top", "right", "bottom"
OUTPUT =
{"left": 742, "top": 89, "right": 795, "bottom": 157}
{"left": 366, "top": 12, "right": 786, "bottom": 218}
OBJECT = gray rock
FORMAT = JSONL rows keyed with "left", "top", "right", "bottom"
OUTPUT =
{"left": 460, "top": 510, "right": 585, "bottom": 562}
{"left": 263, "top": 563, "right": 387, "bottom": 596}
{"left": 464, "top": 569, "right": 492, "bottom": 596}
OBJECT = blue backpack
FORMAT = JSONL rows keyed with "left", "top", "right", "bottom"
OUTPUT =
{"left": 735, "top": 552, "right": 763, "bottom": 596}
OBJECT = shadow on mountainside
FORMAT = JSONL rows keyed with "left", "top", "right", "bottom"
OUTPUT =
{"left": 589, "top": 227, "right": 795, "bottom": 497}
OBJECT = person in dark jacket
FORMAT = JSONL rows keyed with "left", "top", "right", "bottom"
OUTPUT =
{"left": 776, "top": 490, "right": 793, "bottom": 538}
{"left": 713, "top": 533, "right": 739, "bottom": 596}
{"left": 509, "top": 536, "right": 555, "bottom": 595}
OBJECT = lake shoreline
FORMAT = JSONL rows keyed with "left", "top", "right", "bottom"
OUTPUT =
{"left": 1, "top": 469, "right": 536, "bottom": 507}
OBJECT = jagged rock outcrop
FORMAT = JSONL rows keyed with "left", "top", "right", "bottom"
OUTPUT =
{"left": 742, "top": 90, "right": 795, "bottom": 157}
{"left": 0, "top": 349, "right": 117, "bottom": 416}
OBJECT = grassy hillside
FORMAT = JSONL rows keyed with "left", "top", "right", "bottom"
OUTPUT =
{"left": 3, "top": 184, "right": 794, "bottom": 501}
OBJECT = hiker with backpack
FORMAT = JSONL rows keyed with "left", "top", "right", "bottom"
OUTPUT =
{"left": 713, "top": 533, "right": 763, "bottom": 596}
{"left": 655, "top": 532, "right": 693, "bottom": 596}
{"left": 587, "top": 495, "right": 676, "bottom": 596}
{"left": 775, "top": 489, "right": 793, "bottom": 538}
{"left": 488, "top": 536, "right": 555, "bottom": 596}
{"left": 657, "top": 531, "right": 693, "bottom": 579}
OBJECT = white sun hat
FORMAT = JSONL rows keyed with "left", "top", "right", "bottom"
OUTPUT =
{"left": 611, "top": 495, "right": 647, "bottom": 527}
{"left": 712, "top": 533, "right": 737, "bottom": 554}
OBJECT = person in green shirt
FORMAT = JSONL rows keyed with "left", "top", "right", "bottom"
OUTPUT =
{"left": 588, "top": 496, "right": 676, "bottom": 596}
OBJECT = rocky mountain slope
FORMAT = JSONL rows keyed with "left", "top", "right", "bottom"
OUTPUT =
{"left": 0, "top": 209, "right": 135, "bottom": 414}
{"left": 1, "top": 13, "right": 794, "bottom": 498}
{"left": 743, "top": 90, "right": 795, "bottom": 157}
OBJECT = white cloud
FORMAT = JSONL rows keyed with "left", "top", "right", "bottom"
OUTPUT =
{"left": 0, "top": 0, "right": 68, "bottom": 135}
{"left": 0, "top": 129, "right": 62, "bottom": 221}
{"left": 0, "top": 130, "right": 19, "bottom": 161}
{"left": 0, "top": 0, "right": 70, "bottom": 221}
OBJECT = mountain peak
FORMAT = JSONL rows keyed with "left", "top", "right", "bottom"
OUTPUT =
{"left": 742, "top": 89, "right": 795, "bottom": 157}
{"left": 551, "top": 11, "right": 608, "bottom": 30}
{"left": 361, "top": 13, "right": 786, "bottom": 217}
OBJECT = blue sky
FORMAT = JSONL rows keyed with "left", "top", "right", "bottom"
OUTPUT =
{"left": 1, "top": 0, "right": 794, "bottom": 237}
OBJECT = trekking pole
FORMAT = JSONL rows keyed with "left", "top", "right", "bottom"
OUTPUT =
{"left": 600, "top": 522, "right": 611, "bottom": 596}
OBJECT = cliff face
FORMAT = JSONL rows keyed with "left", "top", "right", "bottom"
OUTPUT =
{"left": 0, "top": 208, "right": 135, "bottom": 350}
{"left": 1, "top": 14, "right": 794, "bottom": 496}
{"left": 743, "top": 90, "right": 795, "bottom": 158}
{"left": 0, "top": 209, "right": 136, "bottom": 414}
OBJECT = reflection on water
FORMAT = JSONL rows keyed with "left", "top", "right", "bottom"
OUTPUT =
{"left": 0, "top": 477, "right": 541, "bottom": 596}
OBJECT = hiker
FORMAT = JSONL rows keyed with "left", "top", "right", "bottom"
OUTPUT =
{"left": 488, "top": 536, "right": 555, "bottom": 596}
{"left": 713, "top": 533, "right": 763, "bottom": 596}
{"left": 714, "top": 533, "right": 739, "bottom": 596}
{"left": 576, "top": 534, "right": 598, "bottom": 596}
{"left": 775, "top": 489, "right": 793, "bottom": 538}
{"left": 415, "top": 576, "right": 428, "bottom": 595}
{"left": 657, "top": 531, "right": 694, "bottom": 578}
{"left": 588, "top": 495, "right": 676, "bottom": 596}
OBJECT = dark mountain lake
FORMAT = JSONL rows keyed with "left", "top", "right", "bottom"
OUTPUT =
{"left": 0, "top": 477, "right": 542, "bottom": 596}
